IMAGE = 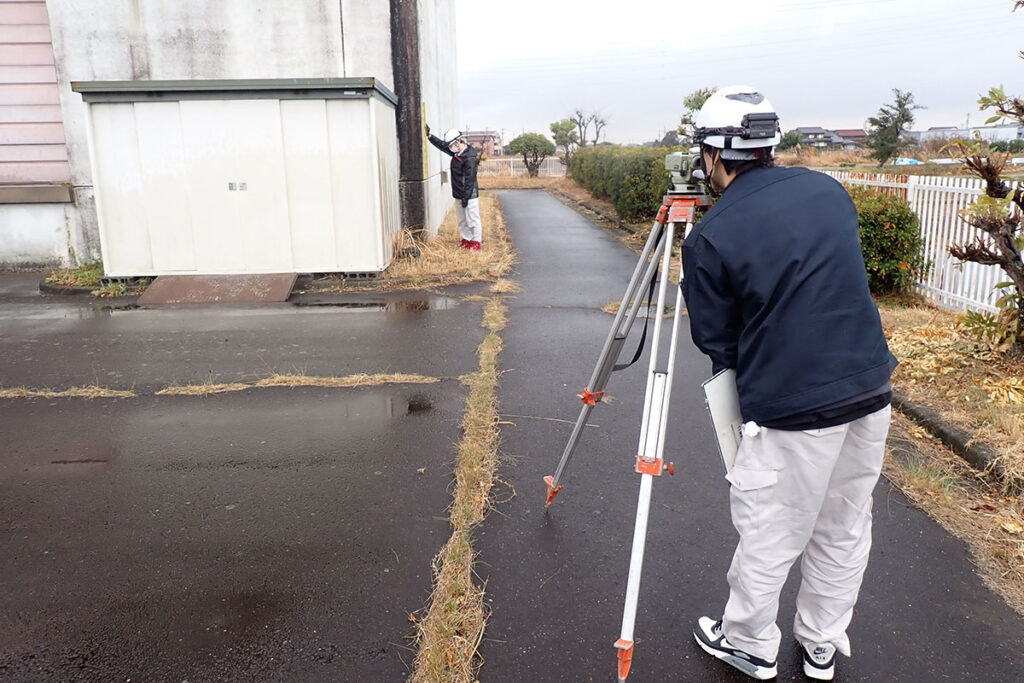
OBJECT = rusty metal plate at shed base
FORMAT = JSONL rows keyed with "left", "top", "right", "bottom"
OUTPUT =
{"left": 137, "top": 274, "right": 298, "bottom": 305}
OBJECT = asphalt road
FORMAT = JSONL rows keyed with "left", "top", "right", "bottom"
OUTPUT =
{"left": 0, "top": 279, "right": 487, "bottom": 681}
{"left": 477, "top": 190, "right": 1024, "bottom": 682}
{"left": 2, "top": 189, "right": 1024, "bottom": 682}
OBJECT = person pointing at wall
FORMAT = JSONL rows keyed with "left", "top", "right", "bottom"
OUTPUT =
{"left": 426, "top": 125, "right": 481, "bottom": 250}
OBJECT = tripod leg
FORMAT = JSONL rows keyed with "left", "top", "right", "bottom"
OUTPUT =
{"left": 616, "top": 370, "right": 669, "bottom": 681}
{"left": 614, "top": 222, "right": 689, "bottom": 680}
{"left": 615, "top": 472, "right": 654, "bottom": 682}
{"left": 545, "top": 220, "right": 668, "bottom": 505}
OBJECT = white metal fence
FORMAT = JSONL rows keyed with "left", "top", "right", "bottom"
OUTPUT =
{"left": 825, "top": 171, "right": 1013, "bottom": 313}
{"left": 478, "top": 157, "right": 566, "bottom": 177}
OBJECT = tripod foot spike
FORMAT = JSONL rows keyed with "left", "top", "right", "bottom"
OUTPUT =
{"left": 615, "top": 638, "right": 634, "bottom": 681}
{"left": 543, "top": 475, "right": 563, "bottom": 506}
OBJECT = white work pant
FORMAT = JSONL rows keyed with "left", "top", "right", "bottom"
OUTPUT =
{"left": 721, "top": 404, "right": 891, "bottom": 662}
{"left": 456, "top": 198, "right": 482, "bottom": 243}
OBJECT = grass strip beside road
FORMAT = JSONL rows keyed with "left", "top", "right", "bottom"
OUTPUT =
{"left": 885, "top": 412, "right": 1024, "bottom": 615}
{"left": 0, "top": 374, "right": 441, "bottom": 399}
{"left": 878, "top": 298, "right": 1024, "bottom": 615}
{"left": 410, "top": 296, "right": 506, "bottom": 682}
{"left": 155, "top": 373, "right": 442, "bottom": 395}
{"left": 0, "top": 385, "right": 136, "bottom": 399}
{"left": 878, "top": 302, "right": 1023, "bottom": 484}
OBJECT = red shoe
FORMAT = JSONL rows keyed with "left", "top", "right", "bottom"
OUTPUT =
{"left": 468, "top": 240, "right": 481, "bottom": 251}
{"left": 459, "top": 238, "right": 470, "bottom": 248}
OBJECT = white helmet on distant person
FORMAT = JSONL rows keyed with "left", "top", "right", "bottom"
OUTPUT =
{"left": 693, "top": 85, "right": 781, "bottom": 160}
{"left": 442, "top": 128, "right": 466, "bottom": 150}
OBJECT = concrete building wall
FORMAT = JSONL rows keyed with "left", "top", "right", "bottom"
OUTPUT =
{"left": 7, "top": 0, "right": 425, "bottom": 271}
{"left": 417, "top": 0, "right": 459, "bottom": 234}
{"left": 0, "top": 202, "right": 74, "bottom": 267}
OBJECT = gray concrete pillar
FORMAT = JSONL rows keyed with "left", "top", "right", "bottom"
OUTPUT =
{"left": 390, "top": 0, "right": 426, "bottom": 232}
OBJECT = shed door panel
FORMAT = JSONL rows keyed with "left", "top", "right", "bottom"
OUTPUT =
{"left": 179, "top": 100, "right": 245, "bottom": 274}
{"left": 281, "top": 99, "right": 336, "bottom": 271}
{"left": 228, "top": 99, "right": 291, "bottom": 272}
{"left": 89, "top": 103, "right": 152, "bottom": 275}
{"left": 134, "top": 102, "right": 196, "bottom": 272}
{"left": 326, "top": 100, "right": 375, "bottom": 270}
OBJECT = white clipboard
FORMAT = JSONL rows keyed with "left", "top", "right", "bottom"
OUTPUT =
{"left": 702, "top": 369, "right": 743, "bottom": 473}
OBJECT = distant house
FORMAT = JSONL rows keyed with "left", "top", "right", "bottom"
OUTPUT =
{"left": 911, "top": 124, "right": 1023, "bottom": 144}
{"left": 794, "top": 126, "right": 853, "bottom": 149}
{"left": 463, "top": 130, "right": 500, "bottom": 156}
{"left": 833, "top": 128, "right": 867, "bottom": 144}
{"left": 795, "top": 126, "right": 831, "bottom": 147}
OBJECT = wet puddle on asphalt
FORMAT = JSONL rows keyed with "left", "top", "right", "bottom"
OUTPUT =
{"left": 16, "top": 391, "right": 433, "bottom": 476}
{"left": 292, "top": 295, "right": 460, "bottom": 311}
{"left": 0, "top": 303, "right": 137, "bottom": 320}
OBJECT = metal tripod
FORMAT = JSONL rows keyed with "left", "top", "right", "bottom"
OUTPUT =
{"left": 542, "top": 192, "right": 710, "bottom": 681}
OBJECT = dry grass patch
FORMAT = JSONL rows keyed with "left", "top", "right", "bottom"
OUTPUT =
{"left": 478, "top": 175, "right": 554, "bottom": 190}
{"left": 381, "top": 193, "right": 513, "bottom": 290}
{"left": 489, "top": 278, "right": 520, "bottom": 295}
{"left": 44, "top": 261, "right": 103, "bottom": 288}
{"left": 0, "top": 385, "right": 135, "bottom": 399}
{"left": 879, "top": 296, "right": 1024, "bottom": 614}
{"left": 776, "top": 148, "right": 868, "bottom": 167}
{"left": 601, "top": 299, "right": 677, "bottom": 318}
{"left": 156, "top": 373, "right": 440, "bottom": 396}
{"left": 253, "top": 372, "right": 438, "bottom": 388}
{"left": 411, "top": 297, "right": 506, "bottom": 682}
{"left": 307, "top": 192, "right": 512, "bottom": 293}
{"left": 155, "top": 383, "right": 250, "bottom": 396}
{"left": 886, "top": 411, "right": 1024, "bottom": 615}
{"left": 878, "top": 301, "right": 1024, "bottom": 484}
{"left": 477, "top": 175, "right": 585, "bottom": 193}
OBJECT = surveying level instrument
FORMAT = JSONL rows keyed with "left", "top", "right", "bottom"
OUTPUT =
{"left": 543, "top": 150, "right": 712, "bottom": 681}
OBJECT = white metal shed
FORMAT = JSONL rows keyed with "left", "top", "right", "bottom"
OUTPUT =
{"left": 71, "top": 78, "right": 401, "bottom": 277}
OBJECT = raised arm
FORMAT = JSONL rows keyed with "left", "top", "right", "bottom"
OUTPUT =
{"left": 426, "top": 125, "right": 455, "bottom": 157}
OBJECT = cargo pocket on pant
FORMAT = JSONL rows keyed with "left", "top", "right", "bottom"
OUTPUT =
{"left": 727, "top": 466, "right": 778, "bottom": 492}
{"left": 727, "top": 466, "right": 779, "bottom": 534}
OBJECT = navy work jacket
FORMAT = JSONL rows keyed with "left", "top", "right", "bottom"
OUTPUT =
{"left": 427, "top": 133, "right": 480, "bottom": 201}
{"left": 681, "top": 166, "right": 897, "bottom": 424}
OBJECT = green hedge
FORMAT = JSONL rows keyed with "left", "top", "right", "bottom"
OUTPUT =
{"left": 846, "top": 186, "right": 925, "bottom": 294}
{"left": 569, "top": 146, "right": 672, "bottom": 222}
{"left": 568, "top": 149, "right": 925, "bottom": 293}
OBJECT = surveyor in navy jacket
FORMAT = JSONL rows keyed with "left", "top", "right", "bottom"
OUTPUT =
{"left": 685, "top": 87, "right": 897, "bottom": 683}
{"left": 683, "top": 165, "right": 897, "bottom": 426}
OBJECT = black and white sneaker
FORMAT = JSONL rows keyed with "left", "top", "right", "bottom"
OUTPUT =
{"left": 693, "top": 616, "right": 778, "bottom": 680}
{"left": 800, "top": 641, "right": 836, "bottom": 680}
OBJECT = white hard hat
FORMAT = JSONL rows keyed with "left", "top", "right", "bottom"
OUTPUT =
{"left": 442, "top": 129, "right": 465, "bottom": 146}
{"left": 693, "top": 85, "right": 781, "bottom": 160}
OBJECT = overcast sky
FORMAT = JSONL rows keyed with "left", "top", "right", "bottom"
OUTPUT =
{"left": 451, "top": 0, "right": 1024, "bottom": 144}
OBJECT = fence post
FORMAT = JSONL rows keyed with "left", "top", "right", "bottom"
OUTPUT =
{"left": 905, "top": 174, "right": 919, "bottom": 209}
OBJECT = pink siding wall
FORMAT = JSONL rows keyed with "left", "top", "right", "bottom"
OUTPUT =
{"left": 0, "top": 0, "right": 70, "bottom": 185}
